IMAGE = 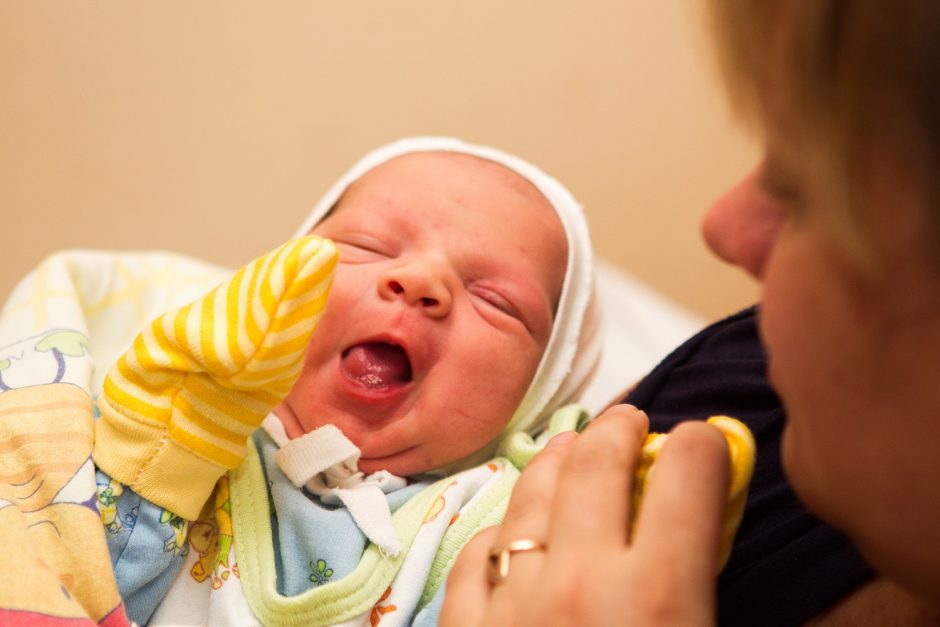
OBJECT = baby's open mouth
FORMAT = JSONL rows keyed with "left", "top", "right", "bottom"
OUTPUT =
{"left": 340, "top": 342, "right": 413, "bottom": 389}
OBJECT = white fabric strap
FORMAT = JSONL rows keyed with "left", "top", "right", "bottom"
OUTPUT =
{"left": 264, "top": 416, "right": 404, "bottom": 556}
{"left": 275, "top": 424, "right": 360, "bottom": 487}
{"left": 325, "top": 484, "right": 402, "bottom": 557}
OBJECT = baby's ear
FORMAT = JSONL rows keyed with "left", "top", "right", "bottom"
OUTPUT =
{"left": 93, "top": 236, "right": 338, "bottom": 519}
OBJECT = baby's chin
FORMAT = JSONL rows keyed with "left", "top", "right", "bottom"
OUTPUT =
{"left": 273, "top": 408, "right": 485, "bottom": 478}
{"left": 360, "top": 443, "right": 501, "bottom": 479}
{"left": 357, "top": 449, "right": 431, "bottom": 478}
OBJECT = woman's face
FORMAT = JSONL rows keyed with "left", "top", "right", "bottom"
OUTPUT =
{"left": 702, "top": 95, "right": 940, "bottom": 598}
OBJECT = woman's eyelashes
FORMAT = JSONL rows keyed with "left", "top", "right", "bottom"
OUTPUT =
{"left": 760, "top": 155, "right": 805, "bottom": 213}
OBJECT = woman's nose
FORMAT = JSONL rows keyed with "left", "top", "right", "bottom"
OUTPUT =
{"left": 378, "top": 255, "right": 454, "bottom": 318}
{"left": 701, "top": 165, "right": 785, "bottom": 281}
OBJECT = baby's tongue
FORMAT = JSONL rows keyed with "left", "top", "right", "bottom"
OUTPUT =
{"left": 341, "top": 343, "right": 412, "bottom": 389}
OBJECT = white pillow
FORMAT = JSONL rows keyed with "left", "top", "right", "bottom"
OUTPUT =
{"left": 578, "top": 259, "right": 704, "bottom": 415}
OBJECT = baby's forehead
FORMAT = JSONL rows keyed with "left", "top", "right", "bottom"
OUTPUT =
{"left": 422, "top": 151, "right": 550, "bottom": 201}
{"left": 346, "top": 151, "right": 554, "bottom": 212}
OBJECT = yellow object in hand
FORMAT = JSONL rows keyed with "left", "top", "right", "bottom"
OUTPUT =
{"left": 632, "top": 416, "right": 756, "bottom": 571}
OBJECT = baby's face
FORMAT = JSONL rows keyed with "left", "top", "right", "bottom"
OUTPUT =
{"left": 276, "top": 152, "right": 567, "bottom": 475}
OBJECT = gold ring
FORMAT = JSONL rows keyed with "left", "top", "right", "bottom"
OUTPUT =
{"left": 487, "top": 539, "right": 547, "bottom": 585}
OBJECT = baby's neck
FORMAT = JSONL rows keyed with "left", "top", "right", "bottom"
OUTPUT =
{"left": 271, "top": 401, "right": 306, "bottom": 439}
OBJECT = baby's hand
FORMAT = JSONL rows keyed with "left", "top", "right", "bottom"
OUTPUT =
{"left": 93, "top": 236, "right": 338, "bottom": 519}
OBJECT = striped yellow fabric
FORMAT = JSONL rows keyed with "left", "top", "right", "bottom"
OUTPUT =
{"left": 93, "top": 235, "right": 338, "bottom": 519}
{"left": 631, "top": 415, "right": 756, "bottom": 571}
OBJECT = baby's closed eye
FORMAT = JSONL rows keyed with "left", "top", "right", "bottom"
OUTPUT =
{"left": 333, "top": 234, "right": 394, "bottom": 263}
{"left": 467, "top": 283, "right": 523, "bottom": 321}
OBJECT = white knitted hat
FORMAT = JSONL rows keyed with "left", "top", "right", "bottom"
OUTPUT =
{"left": 292, "top": 137, "right": 601, "bottom": 457}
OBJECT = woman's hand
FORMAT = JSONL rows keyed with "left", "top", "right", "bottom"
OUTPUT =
{"left": 440, "top": 404, "right": 730, "bottom": 626}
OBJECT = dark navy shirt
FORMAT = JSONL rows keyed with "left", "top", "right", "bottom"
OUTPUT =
{"left": 623, "top": 306, "right": 872, "bottom": 626}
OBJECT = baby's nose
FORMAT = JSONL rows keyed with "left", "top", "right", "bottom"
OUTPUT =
{"left": 379, "top": 256, "right": 454, "bottom": 318}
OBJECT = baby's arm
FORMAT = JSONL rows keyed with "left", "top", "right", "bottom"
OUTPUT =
{"left": 94, "top": 468, "right": 191, "bottom": 624}
{"left": 92, "top": 236, "right": 336, "bottom": 622}
{"left": 93, "top": 235, "right": 338, "bottom": 520}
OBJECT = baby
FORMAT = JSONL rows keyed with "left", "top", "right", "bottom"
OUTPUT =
{"left": 98, "top": 137, "right": 602, "bottom": 626}
{"left": 96, "top": 138, "right": 604, "bottom": 625}
{"left": 0, "top": 138, "right": 753, "bottom": 626}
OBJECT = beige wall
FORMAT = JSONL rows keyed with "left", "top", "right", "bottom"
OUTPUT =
{"left": 0, "top": 1, "right": 759, "bottom": 321}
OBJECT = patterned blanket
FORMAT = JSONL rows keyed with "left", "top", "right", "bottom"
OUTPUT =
{"left": 0, "top": 249, "right": 230, "bottom": 625}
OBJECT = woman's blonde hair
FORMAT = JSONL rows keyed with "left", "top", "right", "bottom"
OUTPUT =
{"left": 706, "top": 0, "right": 940, "bottom": 269}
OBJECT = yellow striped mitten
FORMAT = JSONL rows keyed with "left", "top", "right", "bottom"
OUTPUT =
{"left": 93, "top": 236, "right": 338, "bottom": 519}
{"left": 631, "top": 416, "right": 755, "bottom": 571}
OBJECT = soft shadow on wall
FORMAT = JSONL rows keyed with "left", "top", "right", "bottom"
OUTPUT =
{"left": 0, "top": 0, "right": 758, "bottom": 321}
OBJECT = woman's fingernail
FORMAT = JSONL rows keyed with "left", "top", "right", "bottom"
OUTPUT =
{"left": 547, "top": 431, "right": 578, "bottom": 448}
